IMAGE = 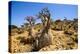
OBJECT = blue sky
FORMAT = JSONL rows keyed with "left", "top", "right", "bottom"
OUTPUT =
{"left": 10, "top": 1, "right": 78, "bottom": 27}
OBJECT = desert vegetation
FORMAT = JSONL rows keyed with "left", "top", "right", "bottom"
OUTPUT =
{"left": 9, "top": 8, "right": 78, "bottom": 53}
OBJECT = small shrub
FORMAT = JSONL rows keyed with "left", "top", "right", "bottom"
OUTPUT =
{"left": 16, "top": 36, "right": 23, "bottom": 40}
{"left": 64, "top": 30, "right": 74, "bottom": 35}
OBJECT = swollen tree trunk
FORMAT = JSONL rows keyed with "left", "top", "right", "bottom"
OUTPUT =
{"left": 34, "top": 17, "right": 53, "bottom": 51}
{"left": 28, "top": 26, "right": 35, "bottom": 38}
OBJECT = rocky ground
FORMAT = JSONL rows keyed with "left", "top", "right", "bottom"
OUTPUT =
{"left": 9, "top": 29, "right": 78, "bottom": 53}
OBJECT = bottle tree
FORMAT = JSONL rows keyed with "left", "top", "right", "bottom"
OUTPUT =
{"left": 35, "top": 7, "right": 53, "bottom": 50}
{"left": 25, "top": 16, "right": 35, "bottom": 37}
{"left": 37, "top": 7, "right": 51, "bottom": 33}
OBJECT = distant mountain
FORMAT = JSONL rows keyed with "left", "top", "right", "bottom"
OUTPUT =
{"left": 9, "top": 25, "right": 18, "bottom": 29}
